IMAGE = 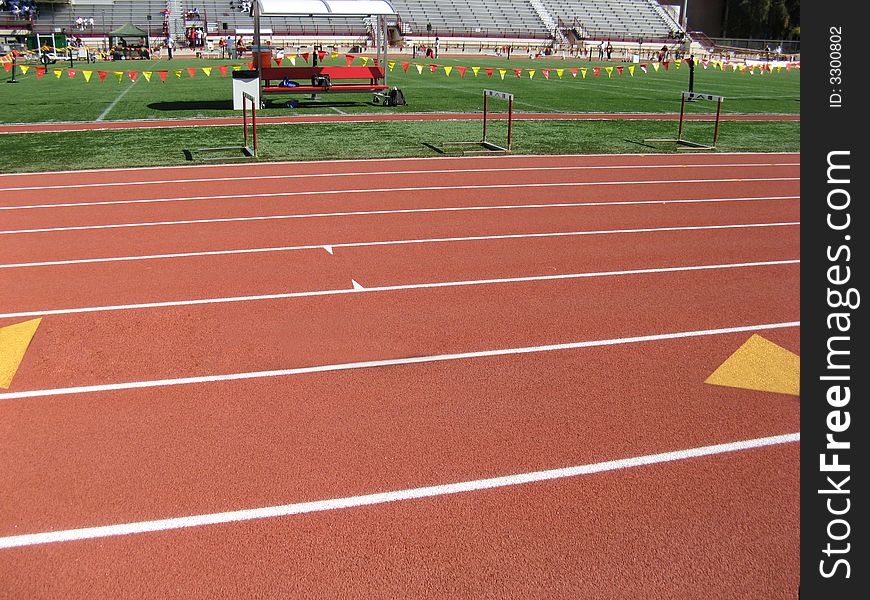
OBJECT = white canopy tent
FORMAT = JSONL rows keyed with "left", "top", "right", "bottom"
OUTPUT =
{"left": 250, "top": 0, "right": 398, "bottom": 81}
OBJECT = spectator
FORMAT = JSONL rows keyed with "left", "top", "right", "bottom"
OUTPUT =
{"left": 606, "top": 41, "right": 613, "bottom": 60}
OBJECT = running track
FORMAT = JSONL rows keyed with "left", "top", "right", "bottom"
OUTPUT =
{"left": 0, "top": 153, "right": 800, "bottom": 597}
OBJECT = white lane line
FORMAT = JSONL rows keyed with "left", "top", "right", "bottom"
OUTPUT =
{"left": 0, "top": 257, "right": 800, "bottom": 320}
{"left": 0, "top": 162, "right": 800, "bottom": 195}
{"left": 0, "top": 221, "right": 800, "bottom": 269}
{"left": 0, "top": 259, "right": 800, "bottom": 319}
{"left": 0, "top": 431, "right": 800, "bottom": 549}
{"left": 0, "top": 321, "right": 799, "bottom": 401}
{"left": 95, "top": 80, "right": 137, "bottom": 122}
{"left": 0, "top": 177, "right": 800, "bottom": 214}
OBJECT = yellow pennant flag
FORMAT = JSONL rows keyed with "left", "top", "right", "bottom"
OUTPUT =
{"left": 605, "top": 66, "right": 613, "bottom": 77}
{"left": 528, "top": 69, "right": 535, "bottom": 79}
{"left": 388, "top": 61, "right": 395, "bottom": 71}
{"left": 201, "top": 67, "right": 212, "bottom": 77}
{"left": 114, "top": 71, "right": 124, "bottom": 82}
{"left": 232, "top": 65, "right": 242, "bottom": 71}
{"left": 628, "top": 65, "right": 635, "bottom": 76}
{"left": 472, "top": 66, "right": 480, "bottom": 77}
{"left": 556, "top": 68, "right": 564, "bottom": 78}
{"left": 331, "top": 51, "right": 339, "bottom": 59}
{"left": 443, "top": 65, "right": 452, "bottom": 77}
{"left": 142, "top": 71, "right": 152, "bottom": 82}
{"left": 360, "top": 56, "right": 370, "bottom": 66}
{"left": 53, "top": 69, "right": 63, "bottom": 79}
{"left": 82, "top": 70, "right": 93, "bottom": 82}
{"left": 414, "top": 63, "right": 422, "bottom": 74}
{"left": 652, "top": 62, "right": 660, "bottom": 72}
{"left": 174, "top": 69, "right": 183, "bottom": 78}
{"left": 580, "top": 68, "right": 587, "bottom": 78}
{"left": 498, "top": 68, "right": 507, "bottom": 80}
{"left": 288, "top": 56, "right": 297, "bottom": 66}
{"left": 674, "top": 59, "right": 682, "bottom": 69}
{"left": 777, "top": 65, "right": 783, "bottom": 73}
{"left": 20, "top": 64, "right": 30, "bottom": 75}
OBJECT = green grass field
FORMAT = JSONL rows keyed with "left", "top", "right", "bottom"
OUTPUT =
{"left": 0, "top": 53, "right": 799, "bottom": 172}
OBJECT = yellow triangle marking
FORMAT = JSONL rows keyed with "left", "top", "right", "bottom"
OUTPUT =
{"left": 705, "top": 334, "right": 799, "bottom": 396}
{"left": 0, "top": 318, "right": 42, "bottom": 389}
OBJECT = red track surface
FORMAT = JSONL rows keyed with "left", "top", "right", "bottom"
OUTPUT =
{"left": 0, "top": 152, "right": 800, "bottom": 597}
{"left": 0, "top": 111, "right": 799, "bottom": 134}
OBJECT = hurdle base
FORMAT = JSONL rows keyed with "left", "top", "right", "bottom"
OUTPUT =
{"left": 643, "top": 138, "right": 717, "bottom": 151}
{"left": 187, "top": 145, "right": 256, "bottom": 162}
{"left": 434, "top": 140, "right": 511, "bottom": 155}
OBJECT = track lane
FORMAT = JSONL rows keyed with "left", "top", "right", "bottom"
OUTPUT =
{"left": 0, "top": 199, "right": 800, "bottom": 264}
{"left": 0, "top": 227, "right": 799, "bottom": 315}
{"left": 0, "top": 328, "right": 798, "bottom": 537}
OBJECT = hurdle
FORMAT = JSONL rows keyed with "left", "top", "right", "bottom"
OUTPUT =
{"left": 433, "top": 89, "right": 514, "bottom": 155}
{"left": 645, "top": 91, "right": 725, "bottom": 150}
{"left": 187, "top": 92, "right": 258, "bottom": 161}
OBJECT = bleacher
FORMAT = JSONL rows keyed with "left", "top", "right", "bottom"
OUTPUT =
{"left": 391, "top": 0, "right": 548, "bottom": 39}
{"left": 541, "top": 0, "right": 680, "bottom": 41}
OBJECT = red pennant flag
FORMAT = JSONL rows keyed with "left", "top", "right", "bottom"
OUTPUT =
{"left": 593, "top": 67, "right": 601, "bottom": 77}
{"left": 663, "top": 60, "right": 669, "bottom": 71}
{"left": 36, "top": 67, "right": 46, "bottom": 79}
{"left": 128, "top": 71, "right": 138, "bottom": 82}
{"left": 318, "top": 50, "right": 327, "bottom": 61}
{"left": 345, "top": 54, "right": 355, "bottom": 66}
{"left": 274, "top": 57, "right": 283, "bottom": 66}
{"left": 569, "top": 68, "right": 578, "bottom": 77}
{"left": 158, "top": 70, "right": 168, "bottom": 82}
{"left": 456, "top": 66, "right": 467, "bottom": 77}
{"left": 218, "top": 66, "right": 227, "bottom": 77}
{"left": 542, "top": 69, "right": 550, "bottom": 79}
{"left": 616, "top": 66, "right": 624, "bottom": 75}
{"left": 485, "top": 67, "right": 494, "bottom": 78}
{"left": 68, "top": 69, "right": 77, "bottom": 79}
{"left": 2, "top": 63, "right": 10, "bottom": 73}
{"left": 640, "top": 64, "right": 648, "bottom": 73}
{"left": 513, "top": 68, "right": 522, "bottom": 78}
{"left": 97, "top": 70, "right": 108, "bottom": 82}
{"left": 429, "top": 63, "right": 437, "bottom": 72}
{"left": 401, "top": 61, "right": 410, "bottom": 72}
{"left": 186, "top": 67, "right": 196, "bottom": 78}
{"left": 246, "top": 62, "right": 254, "bottom": 69}
{"left": 300, "top": 52, "right": 310, "bottom": 63}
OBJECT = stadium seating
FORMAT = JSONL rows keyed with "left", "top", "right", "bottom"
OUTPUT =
{"left": 540, "top": 0, "right": 681, "bottom": 41}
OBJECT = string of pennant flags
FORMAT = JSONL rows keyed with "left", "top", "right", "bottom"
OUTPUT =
{"left": 1, "top": 49, "right": 800, "bottom": 82}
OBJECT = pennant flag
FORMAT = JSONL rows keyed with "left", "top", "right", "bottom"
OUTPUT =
{"left": 82, "top": 70, "right": 93, "bottom": 82}
{"left": 218, "top": 65, "right": 227, "bottom": 77}
{"left": 246, "top": 62, "right": 254, "bottom": 69}
{"left": 128, "top": 71, "right": 138, "bottom": 82}
{"left": 53, "top": 69, "right": 63, "bottom": 79}
{"left": 497, "top": 68, "right": 506, "bottom": 80}
{"left": 472, "top": 66, "right": 480, "bottom": 77}
{"left": 640, "top": 64, "right": 648, "bottom": 73}
{"left": 702, "top": 60, "right": 709, "bottom": 69}
{"left": 605, "top": 66, "right": 613, "bottom": 77}
{"left": 97, "top": 70, "right": 108, "bottom": 82}
{"left": 301, "top": 52, "right": 310, "bottom": 63}
{"left": 415, "top": 64, "right": 423, "bottom": 74}
{"left": 579, "top": 68, "right": 587, "bottom": 78}
{"left": 556, "top": 68, "right": 564, "bottom": 78}
{"left": 331, "top": 51, "right": 339, "bottom": 60}
{"left": 785, "top": 63, "right": 791, "bottom": 71}
{"left": 19, "top": 64, "right": 30, "bottom": 75}
{"left": 616, "top": 65, "right": 623, "bottom": 76}
{"left": 201, "top": 67, "right": 212, "bottom": 77}
{"left": 232, "top": 65, "right": 242, "bottom": 71}
{"left": 528, "top": 69, "right": 536, "bottom": 79}
{"left": 663, "top": 60, "right": 669, "bottom": 71}
{"left": 274, "top": 57, "right": 283, "bottom": 66}
{"left": 652, "top": 62, "right": 660, "bottom": 72}
{"left": 360, "top": 56, "right": 370, "bottom": 66}
{"left": 486, "top": 67, "right": 495, "bottom": 78}
{"left": 457, "top": 66, "right": 467, "bottom": 77}
{"left": 388, "top": 60, "right": 395, "bottom": 71}
{"left": 542, "top": 69, "right": 550, "bottom": 79}
{"left": 186, "top": 67, "right": 196, "bottom": 78}
{"left": 345, "top": 54, "right": 355, "bottom": 66}
{"left": 158, "top": 70, "right": 168, "bottom": 82}
{"left": 443, "top": 65, "right": 452, "bottom": 77}
{"left": 288, "top": 56, "right": 296, "bottom": 66}
{"left": 174, "top": 69, "right": 183, "bottom": 78}
{"left": 318, "top": 50, "right": 327, "bottom": 61}
{"left": 628, "top": 65, "right": 635, "bottom": 76}
{"left": 142, "top": 71, "right": 152, "bottom": 82}
{"left": 776, "top": 65, "right": 783, "bottom": 73}
{"left": 674, "top": 59, "right": 682, "bottom": 69}
{"left": 36, "top": 67, "right": 46, "bottom": 79}
{"left": 592, "top": 67, "right": 600, "bottom": 77}
{"left": 114, "top": 71, "right": 124, "bottom": 83}
{"left": 429, "top": 63, "right": 437, "bottom": 73}
{"left": 513, "top": 68, "right": 522, "bottom": 78}
{"left": 570, "top": 68, "right": 578, "bottom": 78}
{"left": 1, "top": 63, "right": 9, "bottom": 73}
{"left": 67, "top": 69, "right": 77, "bottom": 79}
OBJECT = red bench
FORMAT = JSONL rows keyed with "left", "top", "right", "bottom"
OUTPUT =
{"left": 260, "top": 65, "right": 390, "bottom": 99}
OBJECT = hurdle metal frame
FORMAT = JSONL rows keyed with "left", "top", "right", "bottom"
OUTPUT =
{"left": 189, "top": 92, "right": 258, "bottom": 161}
{"left": 438, "top": 89, "right": 514, "bottom": 155}
{"left": 645, "top": 91, "right": 725, "bottom": 150}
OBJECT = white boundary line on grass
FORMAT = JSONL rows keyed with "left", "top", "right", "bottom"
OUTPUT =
{"left": 0, "top": 431, "right": 800, "bottom": 549}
